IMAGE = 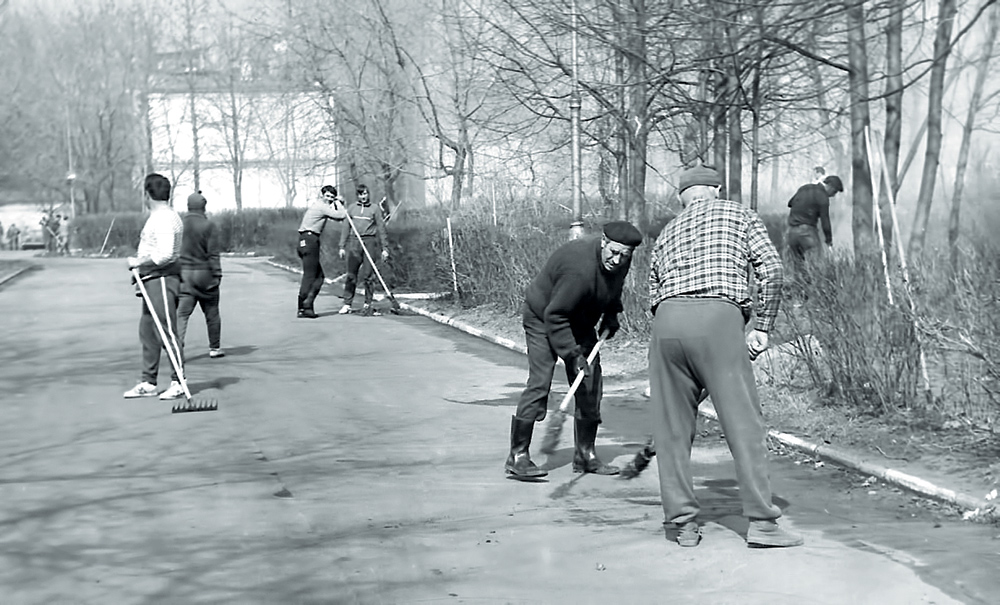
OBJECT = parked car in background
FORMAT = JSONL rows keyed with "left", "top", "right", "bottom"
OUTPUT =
{"left": 19, "top": 224, "right": 45, "bottom": 250}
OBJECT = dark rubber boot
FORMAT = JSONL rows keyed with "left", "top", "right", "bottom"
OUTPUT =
{"left": 572, "top": 418, "right": 619, "bottom": 475}
{"left": 504, "top": 416, "right": 547, "bottom": 478}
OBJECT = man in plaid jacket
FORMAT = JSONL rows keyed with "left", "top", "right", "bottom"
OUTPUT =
{"left": 648, "top": 164, "right": 801, "bottom": 549}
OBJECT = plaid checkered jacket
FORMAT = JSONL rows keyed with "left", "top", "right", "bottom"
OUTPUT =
{"left": 649, "top": 197, "right": 783, "bottom": 331}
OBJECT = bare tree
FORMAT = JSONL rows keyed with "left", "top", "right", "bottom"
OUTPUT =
{"left": 948, "top": 3, "right": 1000, "bottom": 266}
{"left": 909, "top": 0, "right": 959, "bottom": 255}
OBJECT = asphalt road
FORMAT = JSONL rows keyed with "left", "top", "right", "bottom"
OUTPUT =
{"left": 0, "top": 253, "right": 995, "bottom": 604}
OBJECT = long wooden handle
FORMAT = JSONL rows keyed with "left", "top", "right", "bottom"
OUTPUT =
{"left": 555, "top": 331, "right": 608, "bottom": 414}
{"left": 131, "top": 269, "right": 191, "bottom": 399}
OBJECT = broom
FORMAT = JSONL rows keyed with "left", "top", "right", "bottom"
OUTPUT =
{"left": 619, "top": 387, "right": 711, "bottom": 480}
{"left": 539, "top": 331, "right": 608, "bottom": 455}
{"left": 342, "top": 210, "right": 403, "bottom": 314}
{"left": 131, "top": 268, "right": 218, "bottom": 413}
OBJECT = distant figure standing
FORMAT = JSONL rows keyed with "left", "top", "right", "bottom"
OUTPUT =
{"left": 296, "top": 185, "right": 347, "bottom": 318}
{"left": 0, "top": 221, "right": 4, "bottom": 250}
{"left": 177, "top": 191, "right": 225, "bottom": 359}
{"left": 7, "top": 224, "right": 21, "bottom": 250}
{"left": 786, "top": 174, "right": 843, "bottom": 272}
{"left": 338, "top": 184, "right": 390, "bottom": 316}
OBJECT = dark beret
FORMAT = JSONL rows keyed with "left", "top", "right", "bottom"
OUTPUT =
{"left": 603, "top": 220, "right": 643, "bottom": 246}
{"left": 187, "top": 191, "right": 207, "bottom": 210}
{"left": 678, "top": 165, "right": 722, "bottom": 193}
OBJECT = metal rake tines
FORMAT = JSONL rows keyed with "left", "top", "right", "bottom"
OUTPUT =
{"left": 172, "top": 399, "right": 219, "bottom": 414}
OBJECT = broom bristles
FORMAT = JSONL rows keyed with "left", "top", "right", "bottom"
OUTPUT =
{"left": 619, "top": 438, "right": 656, "bottom": 479}
{"left": 539, "top": 409, "right": 568, "bottom": 454}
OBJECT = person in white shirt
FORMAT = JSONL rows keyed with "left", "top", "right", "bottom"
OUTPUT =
{"left": 124, "top": 173, "right": 186, "bottom": 400}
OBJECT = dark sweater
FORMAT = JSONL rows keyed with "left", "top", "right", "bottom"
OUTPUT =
{"left": 524, "top": 235, "right": 628, "bottom": 360}
{"left": 787, "top": 183, "right": 833, "bottom": 245}
{"left": 180, "top": 211, "right": 222, "bottom": 278}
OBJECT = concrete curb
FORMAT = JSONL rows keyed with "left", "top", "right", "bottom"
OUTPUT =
{"left": 0, "top": 265, "right": 34, "bottom": 288}
{"left": 697, "top": 406, "right": 996, "bottom": 518}
{"left": 266, "top": 256, "right": 996, "bottom": 518}
{"left": 264, "top": 259, "right": 450, "bottom": 301}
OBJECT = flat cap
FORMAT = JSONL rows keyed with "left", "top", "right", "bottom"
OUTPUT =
{"left": 823, "top": 175, "right": 844, "bottom": 193}
{"left": 603, "top": 220, "right": 643, "bottom": 246}
{"left": 187, "top": 191, "right": 207, "bottom": 210}
{"left": 678, "top": 165, "right": 722, "bottom": 193}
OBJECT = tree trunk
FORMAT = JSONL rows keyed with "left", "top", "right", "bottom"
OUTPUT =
{"left": 949, "top": 4, "right": 998, "bottom": 267}
{"left": 846, "top": 0, "right": 874, "bottom": 253}
{"left": 909, "top": 0, "right": 958, "bottom": 256}
{"left": 880, "top": 0, "right": 904, "bottom": 251}
{"left": 728, "top": 80, "right": 742, "bottom": 205}
{"left": 229, "top": 85, "right": 243, "bottom": 212}
{"left": 626, "top": 0, "right": 648, "bottom": 230}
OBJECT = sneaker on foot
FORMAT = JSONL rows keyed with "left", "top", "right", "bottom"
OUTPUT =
{"left": 338, "top": 304, "right": 352, "bottom": 315}
{"left": 361, "top": 304, "right": 381, "bottom": 317}
{"left": 209, "top": 348, "right": 225, "bottom": 358}
{"left": 158, "top": 381, "right": 185, "bottom": 400}
{"left": 124, "top": 382, "right": 158, "bottom": 399}
{"left": 746, "top": 519, "right": 803, "bottom": 548}
{"left": 297, "top": 309, "right": 318, "bottom": 319}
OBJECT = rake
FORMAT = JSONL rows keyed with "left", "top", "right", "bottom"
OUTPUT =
{"left": 342, "top": 211, "right": 403, "bottom": 314}
{"left": 131, "top": 269, "right": 218, "bottom": 413}
{"left": 539, "top": 331, "right": 608, "bottom": 455}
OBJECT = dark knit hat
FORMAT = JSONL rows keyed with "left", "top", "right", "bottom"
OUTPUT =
{"left": 603, "top": 220, "right": 643, "bottom": 246}
{"left": 187, "top": 191, "right": 207, "bottom": 210}
{"left": 678, "top": 165, "right": 722, "bottom": 193}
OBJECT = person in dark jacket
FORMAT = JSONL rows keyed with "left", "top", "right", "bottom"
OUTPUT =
{"left": 176, "top": 191, "right": 224, "bottom": 359}
{"left": 338, "top": 184, "right": 390, "bottom": 316}
{"left": 296, "top": 185, "right": 347, "bottom": 318}
{"left": 505, "top": 221, "right": 643, "bottom": 479}
{"left": 786, "top": 174, "right": 842, "bottom": 274}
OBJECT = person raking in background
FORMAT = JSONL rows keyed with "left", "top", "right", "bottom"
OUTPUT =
{"left": 648, "top": 164, "right": 800, "bottom": 549}
{"left": 176, "top": 190, "right": 224, "bottom": 360}
{"left": 296, "top": 185, "right": 347, "bottom": 318}
{"left": 338, "top": 183, "right": 390, "bottom": 317}
{"left": 505, "top": 221, "right": 643, "bottom": 479}
{"left": 785, "top": 173, "right": 843, "bottom": 277}
{"left": 124, "top": 173, "right": 186, "bottom": 401}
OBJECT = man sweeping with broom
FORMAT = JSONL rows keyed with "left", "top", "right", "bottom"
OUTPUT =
{"left": 504, "top": 221, "right": 643, "bottom": 479}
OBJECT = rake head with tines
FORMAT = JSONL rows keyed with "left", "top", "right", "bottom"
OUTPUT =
{"left": 172, "top": 398, "right": 219, "bottom": 414}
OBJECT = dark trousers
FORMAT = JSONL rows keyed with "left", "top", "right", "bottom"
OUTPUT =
{"left": 786, "top": 223, "right": 822, "bottom": 279}
{"left": 177, "top": 268, "right": 222, "bottom": 352}
{"left": 139, "top": 275, "right": 181, "bottom": 385}
{"left": 342, "top": 236, "right": 379, "bottom": 306}
{"left": 515, "top": 307, "right": 603, "bottom": 423}
{"left": 297, "top": 232, "right": 324, "bottom": 311}
{"left": 649, "top": 298, "right": 779, "bottom": 525}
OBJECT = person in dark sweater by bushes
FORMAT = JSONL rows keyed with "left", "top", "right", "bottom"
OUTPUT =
{"left": 505, "top": 221, "right": 643, "bottom": 479}
{"left": 177, "top": 191, "right": 224, "bottom": 359}
{"left": 786, "top": 174, "right": 842, "bottom": 274}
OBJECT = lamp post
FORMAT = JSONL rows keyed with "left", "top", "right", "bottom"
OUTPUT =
{"left": 569, "top": 0, "right": 584, "bottom": 239}
{"left": 67, "top": 172, "right": 77, "bottom": 220}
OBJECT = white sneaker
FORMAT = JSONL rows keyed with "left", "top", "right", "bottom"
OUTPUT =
{"left": 338, "top": 304, "right": 352, "bottom": 314}
{"left": 158, "top": 381, "right": 186, "bottom": 400}
{"left": 209, "top": 348, "right": 225, "bottom": 358}
{"left": 124, "top": 382, "right": 158, "bottom": 399}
